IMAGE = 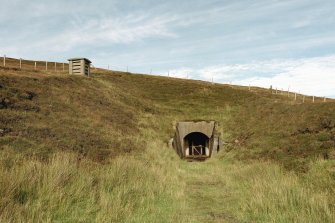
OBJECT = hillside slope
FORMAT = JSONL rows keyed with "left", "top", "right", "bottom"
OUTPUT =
{"left": 1, "top": 66, "right": 335, "bottom": 222}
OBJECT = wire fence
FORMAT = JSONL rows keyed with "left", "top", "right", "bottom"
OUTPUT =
{"left": 1, "top": 55, "right": 69, "bottom": 72}
{"left": 0, "top": 54, "right": 129, "bottom": 74}
{"left": 247, "top": 85, "right": 331, "bottom": 103}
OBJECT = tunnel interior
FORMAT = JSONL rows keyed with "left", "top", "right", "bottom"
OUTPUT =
{"left": 184, "top": 132, "right": 209, "bottom": 156}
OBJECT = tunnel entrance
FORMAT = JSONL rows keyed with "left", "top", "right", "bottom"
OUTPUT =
{"left": 184, "top": 132, "right": 209, "bottom": 158}
{"left": 170, "top": 121, "right": 221, "bottom": 161}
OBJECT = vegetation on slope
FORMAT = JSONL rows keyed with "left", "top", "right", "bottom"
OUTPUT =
{"left": 1, "top": 65, "right": 335, "bottom": 222}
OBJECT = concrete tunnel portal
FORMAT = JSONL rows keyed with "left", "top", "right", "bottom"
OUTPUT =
{"left": 170, "top": 121, "right": 221, "bottom": 160}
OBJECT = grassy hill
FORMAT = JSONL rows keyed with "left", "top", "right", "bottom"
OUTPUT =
{"left": 1, "top": 62, "right": 335, "bottom": 222}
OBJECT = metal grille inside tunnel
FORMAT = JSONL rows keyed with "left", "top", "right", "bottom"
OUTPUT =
{"left": 184, "top": 132, "right": 209, "bottom": 156}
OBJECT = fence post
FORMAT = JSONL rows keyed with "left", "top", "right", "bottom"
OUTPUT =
{"left": 313, "top": 96, "right": 315, "bottom": 103}
{"left": 34, "top": 61, "right": 37, "bottom": 70}
{"left": 294, "top": 93, "right": 297, "bottom": 101}
{"left": 249, "top": 84, "right": 251, "bottom": 91}
{"left": 54, "top": 62, "right": 56, "bottom": 71}
{"left": 324, "top": 97, "right": 326, "bottom": 102}
{"left": 3, "top": 55, "right": 5, "bottom": 67}
{"left": 287, "top": 88, "right": 290, "bottom": 97}
{"left": 46, "top": 61, "right": 48, "bottom": 71}
{"left": 19, "top": 58, "right": 22, "bottom": 69}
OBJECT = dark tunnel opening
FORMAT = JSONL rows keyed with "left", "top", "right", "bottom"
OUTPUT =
{"left": 184, "top": 132, "right": 209, "bottom": 156}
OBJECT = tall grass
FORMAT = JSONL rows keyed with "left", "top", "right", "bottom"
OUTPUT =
{"left": 0, "top": 136, "right": 186, "bottom": 222}
{"left": 1, "top": 134, "right": 334, "bottom": 222}
{"left": 182, "top": 153, "right": 335, "bottom": 222}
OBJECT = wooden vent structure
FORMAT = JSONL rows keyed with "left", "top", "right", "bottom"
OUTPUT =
{"left": 68, "top": 58, "right": 91, "bottom": 76}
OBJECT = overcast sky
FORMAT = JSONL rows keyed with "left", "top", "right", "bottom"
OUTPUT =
{"left": 1, "top": 0, "right": 335, "bottom": 97}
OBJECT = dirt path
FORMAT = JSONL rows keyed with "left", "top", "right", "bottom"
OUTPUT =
{"left": 180, "top": 161, "right": 241, "bottom": 223}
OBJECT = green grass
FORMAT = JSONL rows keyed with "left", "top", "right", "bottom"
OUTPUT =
{"left": 1, "top": 65, "right": 335, "bottom": 222}
{"left": 0, "top": 144, "right": 185, "bottom": 222}
{"left": 181, "top": 153, "right": 335, "bottom": 222}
